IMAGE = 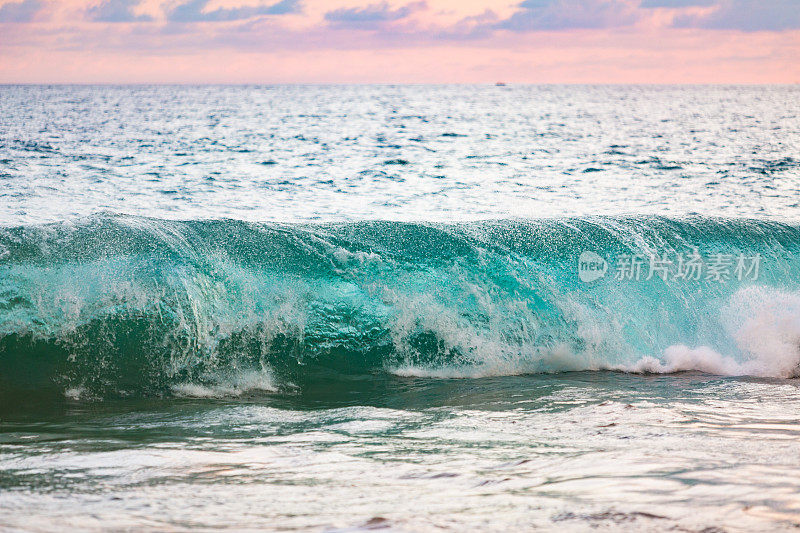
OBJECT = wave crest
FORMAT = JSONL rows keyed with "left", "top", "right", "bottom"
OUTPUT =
{"left": 1, "top": 214, "right": 799, "bottom": 398}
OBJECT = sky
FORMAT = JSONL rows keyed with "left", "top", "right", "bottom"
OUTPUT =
{"left": 0, "top": 0, "right": 798, "bottom": 83}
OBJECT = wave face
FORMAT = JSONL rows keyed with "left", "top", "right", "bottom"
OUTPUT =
{"left": 1, "top": 215, "right": 800, "bottom": 398}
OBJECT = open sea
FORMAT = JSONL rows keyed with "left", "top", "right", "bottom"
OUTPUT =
{"left": 1, "top": 85, "right": 799, "bottom": 531}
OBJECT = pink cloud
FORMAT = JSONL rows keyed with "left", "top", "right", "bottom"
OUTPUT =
{"left": 0, "top": 0, "right": 798, "bottom": 82}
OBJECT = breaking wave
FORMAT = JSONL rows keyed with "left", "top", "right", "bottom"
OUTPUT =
{"left": 1, "top": 214, "right": 799, "bottom": 399}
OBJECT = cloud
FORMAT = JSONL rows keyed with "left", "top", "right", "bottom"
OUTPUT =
{"left": 87, "top": 0, "right": 153, "bottom": 22}
{"left": 436, "top": 9, "right": 499, "bottom": 39}
{"left": 0, "top": 0, "right": 43, "bottom": 22}
{"left": 640, "top": 0, "right": 715, "bottom": 6}
{"left": 486, "top": 0, "right": 800, "bottom": 33}
{"left": 498, "top": 0, "right": 641, "bottom": 31}
{"left": 674, "top": 0, "right": 800, "bottom": 31}
{"left": 325, "top": 2, "right": 425, "bottom": 30}
{"left": 167, "top": 0, "right": 301, "bottom": 22}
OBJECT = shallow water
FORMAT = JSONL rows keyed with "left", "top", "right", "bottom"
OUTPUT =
{"left": 4, "top": 373, "right": 800, "bottom": 531}
{"left": 1, "top": 85, "right": 800, "bottom": 531}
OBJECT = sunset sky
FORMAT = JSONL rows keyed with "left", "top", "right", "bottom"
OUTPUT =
{"left": 0, "top": 0, "right": 798, "bottom": 83}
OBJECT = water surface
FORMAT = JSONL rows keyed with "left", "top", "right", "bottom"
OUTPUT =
{"left": 1, "top": 85, "right": 800, "bottom": 531}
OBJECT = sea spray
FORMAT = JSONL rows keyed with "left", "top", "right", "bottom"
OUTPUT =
{"left": 1, "top": 214, "right": 799, "bottom": 398}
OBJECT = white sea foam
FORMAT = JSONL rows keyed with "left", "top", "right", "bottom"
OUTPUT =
{"left": 626, "top": 287, "right": 800, "bottom": 378}
{"left": 63, "top": 387, "right": 86, "bottom": 400}
{"left": 392, "top": 287, "right": 800, "bottom": 380}
{"left": 171, "top": 369, "right": 278, "bottom": 398}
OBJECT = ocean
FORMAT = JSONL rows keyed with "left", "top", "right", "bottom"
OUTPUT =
{"left": 1, "top": 84, "right": 799, "bottom": 531}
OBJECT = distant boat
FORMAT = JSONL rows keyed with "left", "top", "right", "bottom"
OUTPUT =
{"left": 495, "top": 82, "right": 507, "bottom": 86}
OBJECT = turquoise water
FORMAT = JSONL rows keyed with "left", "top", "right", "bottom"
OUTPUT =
{"left": 1, "top": 85, "right": 800, "bottom": 531}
